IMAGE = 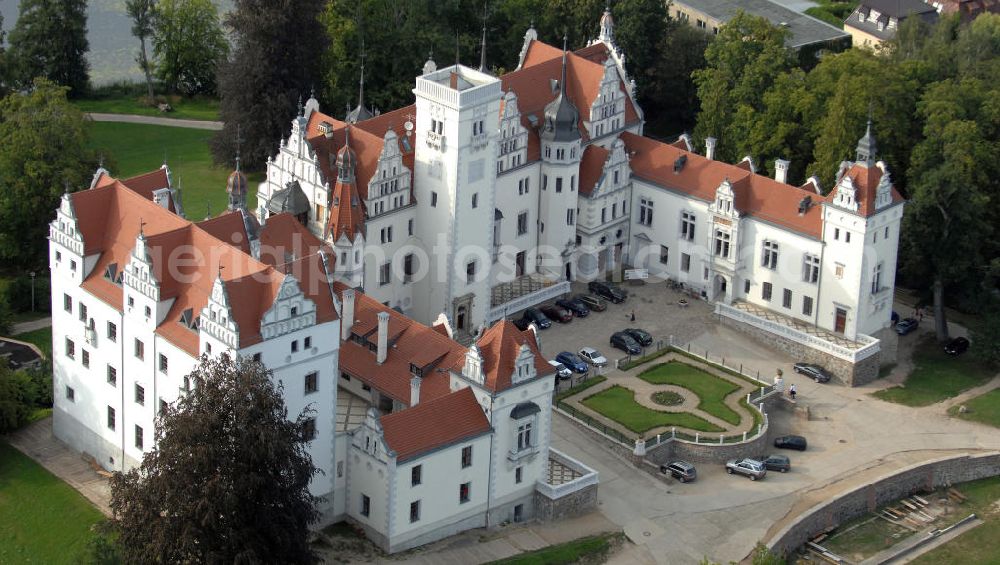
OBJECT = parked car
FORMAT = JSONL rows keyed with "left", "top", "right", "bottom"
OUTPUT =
{"left": 774, "top": 435, "right": 808, "bottom": 451}
{"left": 660, "top": 461, "right": 697, "bottom": 483}
{"left": 895, "top": 318, "right": 919, "bottom": 335}
{"left": 792, "top": 363, "right": 832, "bottom": 383}
{"left": 576, "top": 294, "right": 608, "bottom": 312}
{"left": 578, "top": 347, "right": 608, "bottom": 368}
{"left": 556, "top": 351, "right": 588, "bottom": 374}
{"left": 587, "top": 281, "right": 627, "bottom": 304}
{"left": 610, "top": 331, "right": 642, "bottom": 355}
{"left": 623, "top": 328, "right": 653, "bottom": 346}
{"left": 540, "top": 304, "right": 573, "bottom": 323}
{"left": 556, "top": 297, "right": 590, "bottom": 317}
{"left": 725, "top": 458, "right": 767, "bottom": 481}
{"left": 548, "top": 360, "right": 572, "bottom": 380}
{"left": 945, "top": 336, "right": 970, "bottom": 356}
{"left": 521, "top": 307, "right": 551, "bottom": 329}
{"left": 758, "top": 454, "right": 790, "bottom": 473}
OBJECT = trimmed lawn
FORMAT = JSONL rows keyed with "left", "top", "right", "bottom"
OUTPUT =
{"left": 87, "top": 122, "right": 263, "bottom": 220}
{"left": 75, "top": 95, "right": 220, "bottom": 121}
{"left": 489, "top": 532, "right": 623, "bottom": 565}
{"left": 554, "top": 375, "right": 607, "bottom": 403}
{"left": 638, "top": 361, "right": 742, "bottom": 425}
{"left": 949, "top": 388, "right": 1000, "bottom": 428}
{"left": 582, "top": 385, "right": 723, "bottom": 434}
{"left": 0, "top": 442, "right": 104, "bottom": 563}
{"left": 873, "top": 338, "right": 995, "bottom": 407}
{"left": 12, "top": 327, "right": 52, "bottom": 359}
{"left": 911, "top": 476, "right": 1000, "bottom": 565}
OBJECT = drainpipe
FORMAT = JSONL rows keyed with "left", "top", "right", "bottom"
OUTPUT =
{"left": 815, "top": 240, "right": 825, "bottom": 328}
{"left": 485, "top": 393, "right": 495, "bottom": 529}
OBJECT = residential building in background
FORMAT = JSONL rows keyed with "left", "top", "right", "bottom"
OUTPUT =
{"left": 667, "top": 0, "right": 850, "bottom": 50}
{"left": 845, "top": 0, "right": 939, "bottom": 47}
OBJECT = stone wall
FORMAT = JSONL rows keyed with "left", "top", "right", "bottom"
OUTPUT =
{"left": 767, "top": 452, "right": 1000, "bottom": 558}
{"left": 719, "top": 315, "right": 880, "bottom": 387}
{"left": 534, "top": 483, "right": 599, "bottom": 522}
{"left": 645, "top": 426, "right": 774, "bottom": 465}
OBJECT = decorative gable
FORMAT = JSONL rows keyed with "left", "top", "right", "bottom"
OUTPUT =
{"left": 200, "top": 275, "right": 239, "bottom": 349}
{"left": 874, "top": 162, "right": 893, "bottom": 211}
{"left": 711, "top": 178, "right": 739, "bottom": 217}
{"left": 50, "top": 192, "right": 85, "bottom": 256}
{"left": 464, "top": 344, "right": 485, "bottom": 385}
{"left": 352, "top": 407, "right": 391, "bottom": 463}
{"left": 834, "top": 174, "right": 860, "bottom": 213}
{"left": 123, "top": 230, "right": 160, "bottom": 301}
{"left": 260, "top": 274, "right": 317, "bottom": 340}
{"left": 586, "top": 58, "right": 626, "bottom": 139}
{"left": 511, "top": 343, "right": 536, "bottom": 385}
{"left": 365, "top": 129, "right": 411, "bottom": 216}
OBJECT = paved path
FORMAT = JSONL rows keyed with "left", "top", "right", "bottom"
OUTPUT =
{"left": 942, "top": 375, "right": 1000, "bottom": 412}
{"left": 86, "top": 112, "right": 223, "bottom": 131}
{"left": 10, "top": 316, "right": 51, "bottom": 336}
{"left": 5, "top": 418, "right": 112, "bottom": 516}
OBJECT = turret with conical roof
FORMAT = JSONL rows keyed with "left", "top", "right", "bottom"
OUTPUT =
{"left": 541, "top": 37, "right": 581, "bottom": 143}
{"left": 856, "top": 117, "right": 877, "bottom": 168}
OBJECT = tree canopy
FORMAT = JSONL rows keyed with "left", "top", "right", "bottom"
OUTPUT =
{"left": 109, "top": 354, "right": 320, "bottom": 564}
{"left": 212, "top": 0, "right": 328, "bottom": 168}
{"left": 152, "top": 0, "right": 228, "bottom": 96}
{"left": 125, "top": 0, "right": 158, "bottom": 100}
{"left": 6, "top": 0, "right": 89, "bottom": 97}
{"left": 0, "top": 80, "right": 96, "bottom": 269}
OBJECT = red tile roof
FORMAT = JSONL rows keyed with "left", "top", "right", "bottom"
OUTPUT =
{"left": 380, "top": 387, "right": 491, "bottom": 463}
{"left": 620, "top": 132, "right": 824, "bottom": 238}
{"left": 579, "top": 144, "right": 610, "bottom": 196}
{"left": 121, "top": 168, "right": 176, "bottom": 214}
{"left": 475, "top": 320, "right": 554, "bottom": 393}
{"left": 827, "top": 163, "right": 905, "bottom": 217}
{"left": 196, "top": 211, "right": 251, "bottom": 255}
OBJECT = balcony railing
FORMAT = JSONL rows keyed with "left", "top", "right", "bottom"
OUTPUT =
{"left": 535, "top": 448, "right": 599, "bottom": 500}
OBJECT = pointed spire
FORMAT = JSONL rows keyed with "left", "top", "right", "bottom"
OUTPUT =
{"left": 358, "top": 39, "right": 366, "bottom": 111}
{"left": 346, "top": 41, "right": 374, "bottom": 124}
{"left": 479, "top": 1, "right": 489, "bottom": 72}
{"left": 138, "top": 217, "right": 146, "bottom": 238}
{"left": 297, "top": 95, "right": 303, "bottom": 117}
{"left": 561, "top": 34, "right": 568, "bottom": 89}
{"left": 856, "top": 107, "right": 877, "bottom": 167}
{"left": 234, "top": 124, "right": 242, "bottom": 173}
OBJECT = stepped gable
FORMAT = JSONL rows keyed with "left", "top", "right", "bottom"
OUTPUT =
{"left": 474, "top": 319, "right": 554, "bottom": 393}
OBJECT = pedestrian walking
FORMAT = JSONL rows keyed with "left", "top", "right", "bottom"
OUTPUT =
{"left": 630, "top": 309, "right": 636, "bottom": 322}
{"left": 789, "top": 384, "right": 797, "bottom": 401}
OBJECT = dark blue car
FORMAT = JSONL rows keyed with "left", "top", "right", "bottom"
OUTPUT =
{"left": 556, "top": 351, "right": 588, "bottom": 374}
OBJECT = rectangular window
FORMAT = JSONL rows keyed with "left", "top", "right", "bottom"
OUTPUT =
{"left": 135, "top": 425, "right": 144, "bottom": 451}
{"left": 762, "top": 282, "right": 773, "bottom": 301}
{"left": 431, "top": 191, "right": 438, "bottom": 207}
{"left": 834, "top": 228, "right": 840, "bottom": 240}
{"left": 681, "top": 253, "right": 691, "bottom": 272}
{"left": 472, "top": 193, "right": 478, "bottom": 208}
{"left": 681, "top": 212, "right": 696, "bottom": 241}
{"left": 803, "top": 254, "right": 820, "bottom": 283}
{"left": 555, "top": 177, "right": 563, "bottom": 193}
{"left": 803, "top": 296, "right": 814, "bottom": 316}
{"left": 461, "top": 445, "right": 473, "bottom": 468}
{"left": 107, "top": 322, "right": 117, "bottom": 342}
{"left": 135, "top": 384, "right": 145, "bottom": 406}
{"left": 835, "top": 263, "right": 845, "bottom": 279}
{"left": 411, "top": 465, "right": 422, "bottom": 486}
{"left": 782, "top": 288, "right": 792, "bottom": 309}
{"left": 305, "top": 372, "right": 318, "bottom": 394}
{"left": 517, "top": 421, "right": 533, "bottom": 451}
{"left": 379, "top": 262, "right": 391, "bottom": 286}
{"left": 612, "top": 203, "right": 617, "bottom": 219}
{"left": 107, "top": 365, "right": 117, "bottom": 386}
{"left": 515, "top": 466, "right": 523, "bottom": 484}
{"left": 82, "top": 350, "right": 89, "bottom": 368}
{"left": 517, "top": 212, "right": 528, "bottom": 236}
{"left": 107, "top": 406, "right": 116, "bottom": 431}
{"left": 845, "top": 231, "right": 851, "bottom": 243}
{"left": 404, "top": 254, "right": 414, "bottom": 281}
{"left": 884, "top": 226, "right": 889, "bottom": 238}
{"left": 639, "top": 198, "right": 653, "bottom": 226}
{"left": 128, "top": 295, "right": 134, "bottom": 308}
{"left": 410, "top": 500, "right": 421, "bottom": 523}
{"left": 79, "top": 302, "right": 88, "bottom": 323}
{"left": 459, "top": 482, "right": 471, "bottom": 504}
{"left": 872, "top": 262, "right": 883, "bottom": 293}
{"left": 134, "top": 339, "right": 144, "bottom": 360}
{"left": 65, "top": 386, "right": 75, "bottom": 401}
{"left": 65, "top": 338, "right": 75, "bottom": 359}
{"left": 64, "top": 293, "right": 72, "bottom": 313}
{"left": 601, "top": 208, "right": 607, "bottom": 223}
{"left": 291, "top": 340, "right": 299, "bottom": 353}
{"left": 659, "top": 246, "right": 669, "bottom": 264}
{"left": 566, "top": 208, "right": 574, "bottom": 225}
{"left": 302, "top": 418, "right": 316, "bottom": 441}
{"left": 761, "top": 241, "right": 779, "bottom": 270}
{"left": 144, "top": 305, "right": 151, "bottom": 318}
{"left": 304, "top": 336, "right": 311, "bottom": 349}
{"left": 159, "top": 354, "right": 168, "bottom": 373}
{"left": 714, "top": 230, "right": 731, "bottom": 258}
{"left": 408, "top": 219, "right": 414, "bottom": 236}
{"left": 361, "top": 494, "right": 371, "bottom": 517}
{"left": 466, "top": 261, "right": 476, "bottom": 284}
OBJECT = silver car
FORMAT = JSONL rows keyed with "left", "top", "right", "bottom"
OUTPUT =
{"left": 725, "top": 458, "right": 767, "bottom": 481}
{"left": 578, "top": 347, "right": 608, "bottom": 368}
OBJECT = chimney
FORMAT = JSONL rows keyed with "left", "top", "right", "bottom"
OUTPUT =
{"left": 410, "top": 376, "right": 421, "bottom": 406}
{"left": 341, "top": 289, "right": 355, "bottom": 341}
{"left": 376, "top": 311, "right": 389, "bottom": 364}
{"left": 450, "top": 71, "right": 459, "bottom": 89}
{"left": 705, "top": 137, "right": 717, "bottom": 161}
{"left": 774, "top": 159, "right": 790, "bottom": 184}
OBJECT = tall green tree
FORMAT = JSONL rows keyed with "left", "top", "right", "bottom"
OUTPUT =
{"left": 152, "top": 0, "right": 227, "bottom": 96}
{"left": 6, "top": 0, "right": 89, "bottom": 97}
{"left": 126, "top": 0, "right": 158, "bottom": 100}
{"left": 0, "top": 14, "right": 8, "bottom": 97}
{"left": 692, "top": 11, "right": 793, "bottom": 160}
{"left": 644, "top": 22, "right": 711, "bottom": 136}
{"left": 0, "top": 79, "right": 96, "bottom": 269}
{"left": 109, "top": 355, "right": 320, "bottom": 564}
{"left": 213, "top": 0, "right": 328, "bottom": 168}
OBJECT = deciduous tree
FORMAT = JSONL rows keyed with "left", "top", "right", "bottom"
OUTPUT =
{"left": 0, "top": 80, "right": 96, "bottom": 268}
{"left": 109, "top": 355, "right": 320, "bottom": 564}
{"left": 152, "top": 0, "right": 227, "bottom": 96}
{"left": 6, "top": 0, "right": 90, "bottom": 97}
{"left": 126, "top": 0, "right": 157, "bottom": 100}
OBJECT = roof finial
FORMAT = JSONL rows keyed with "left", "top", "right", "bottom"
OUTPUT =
{"left": 234, "top": 123, "right": 243, "bottom": 172}
{"left": 310, "top": 84, "right": 315, "bottom": 100}
{"left": 479, "top": 1, "right": 489, "bottom": 72}
{"left": 358, "top": 38, "right": 366, "bottom": 111}
{"left": 560, "top": 34, "right": 569, "bottom": 90}
{"left": 455, "top": 34, "right": 460, "bottom": 66}
{"left": 297, "top": 95, "right": 303, "bottom": 117}
{"left": 98, "top": 153, "right": 104, "bottom": 168}
{"left": 139, "top": 217, "right": 146, "bottom": 237}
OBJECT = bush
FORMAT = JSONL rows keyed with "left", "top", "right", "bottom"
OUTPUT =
{"left": 0, "top": 360, "right": 52, "bottom": 433}
{"left": 0, "top": 273, "right": 51, "bottom": 314}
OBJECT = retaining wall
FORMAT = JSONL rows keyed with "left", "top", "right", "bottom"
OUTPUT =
{"left": 766, "top": 452, "right": 1000, "bottom": 558}
{"left": 646, "top": 426, "right": 774, "bottom": 465}
{"left": 534, "top": 483, "right": 599, "bottom": 522}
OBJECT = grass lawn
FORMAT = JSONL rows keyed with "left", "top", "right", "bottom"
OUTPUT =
{"left": 872, "top": 338, "right": 995, "bottom": 407}
{"left": 582, "top": 385, "right": 723, "bottom": 434}
{"left": 0, "top": 442, "right": 104, "bottom": 564}
{"left": 87, "top": 122, "right": 262, "bottom": 219}
{"left": 638, "top": 361, "right": 742, "bottom": 425}
{"left": 949, "top": 388, "right": 1000, "bottom": 428}
{"left": 911, "top": 476, "right": 1000, "bottom": 565}
{"left": 75, "top": 94, "right": 220, "bottom": 121}
{"left": 12, "top": 327, "right": 51, "bottom": 359}
{"left": 823, "top": 513, "right": 909, "bottom": 561}
{"left": 489, "top": 532, "right": 624, "bottom": 565}
{"left": 554, "top": 375, "right": 607, "bottom": 403}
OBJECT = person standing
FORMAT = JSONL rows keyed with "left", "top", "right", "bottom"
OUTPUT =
{"left": 789, "top": 384, "right": 797, "bottom": 401}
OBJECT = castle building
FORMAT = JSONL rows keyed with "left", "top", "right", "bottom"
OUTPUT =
{"left": 258, "top": 7, "right": 904, "bottom": 382}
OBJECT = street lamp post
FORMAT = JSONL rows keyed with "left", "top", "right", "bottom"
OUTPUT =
{"left": 29, "top": 271, "right": 36, "bottom": 312}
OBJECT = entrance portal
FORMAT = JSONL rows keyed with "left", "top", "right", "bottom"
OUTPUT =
{"left": 713, "top": 274, "right": 728, "bottom": 302}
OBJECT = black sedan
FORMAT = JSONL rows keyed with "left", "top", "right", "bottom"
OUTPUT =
{"left": 759, "top": 454, "right": 790, "bottom": 473}
{"left": 945, "top": 337, "right": 970, "bottom": 356}
{"left": 610, "top": 331, "right": 642, "bottom": 355}
{"left": 896, "top": 318, "right": 919, "bottom": 335}
{"left": 793, "top": 363, "right": 832, "bottom": 383}
{"left": 521, "top": 308, "right": 551, "bottom": 329}
{"left": 623, "top": 328, "right": 653, "bottom": 346}
{"left": 556, "top": 297, "right": 590, "bottom": 317}
{"left": 774, "top": 435, "right": 807, "bottom": 451}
